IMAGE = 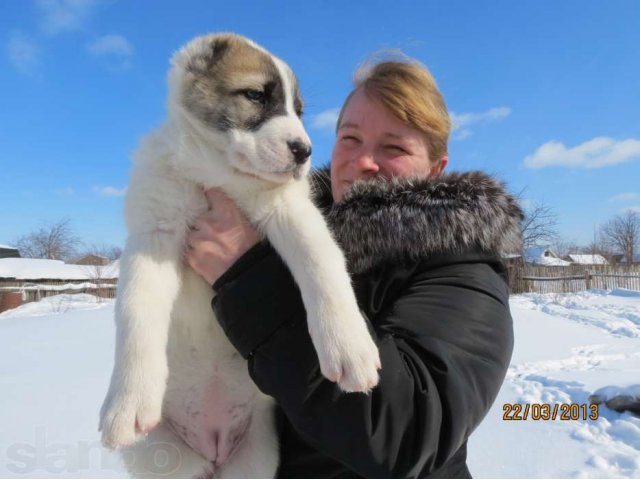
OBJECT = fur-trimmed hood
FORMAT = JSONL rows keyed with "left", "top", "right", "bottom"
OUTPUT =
{"left": 310, "top": 168, "right": 523, "bottom": 275}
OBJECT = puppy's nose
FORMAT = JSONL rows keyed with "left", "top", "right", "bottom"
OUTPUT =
{"left": 288, "top": 141, "right": 312, "bottom": 165}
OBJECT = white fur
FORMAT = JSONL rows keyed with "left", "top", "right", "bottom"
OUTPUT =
{"left": 99, "top": 34, "right": 380, "bottom": 478}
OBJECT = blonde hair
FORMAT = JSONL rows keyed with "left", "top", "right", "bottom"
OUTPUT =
{"left": 337, "top": 56, "right": 451, "bottom": 164}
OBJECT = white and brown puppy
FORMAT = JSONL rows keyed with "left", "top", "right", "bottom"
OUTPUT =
{"left": 99, "top": 33, "right": 380, "bottom": 478}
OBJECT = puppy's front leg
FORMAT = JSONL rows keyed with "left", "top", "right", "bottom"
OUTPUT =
{"left": 258, "top": 194, "right": 380, "bottom": 393}
{"left": 99, "top": 233, "right": 182, "bottom": 449}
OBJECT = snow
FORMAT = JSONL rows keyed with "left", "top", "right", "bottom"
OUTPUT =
{"left": 0, "top": 244, "right": 17, "bottom": 250}
{"left": 1, "top": 282, "right": 117, "bottom": 293}
{"left": 0, "top": 258, "right": 118, "bottom": 280}
{"left": 468, "top": 289, "right": 640, "bottom": 478}
{"left": 0, "top": 290, "right": 639, "bottom": 478}
{"left": 537, "top": 256, "right": 572, "bottom": 266}
{"left": 524, "top": 246, "right": 572, "bottom": 266}
{"left": 567, "top": 254, "right": 609, "bottom": 265}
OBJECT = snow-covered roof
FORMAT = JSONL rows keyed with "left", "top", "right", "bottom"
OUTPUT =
{"left": 566, "top": 254, "right": 608, "bottom": 265}
{"left": 524, "top": 246, "right": 566, "bottom": 265}
{"left": 0, "top": 258, "right": 119, "bottom": 280}
{"left": 0, "top": 244, "right": 17, "bottom": 250}
{"left": 536, "top": 256, "right": 571, "bottom": 266}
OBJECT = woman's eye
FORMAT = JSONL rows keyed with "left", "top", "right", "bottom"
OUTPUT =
{"left": 341, "top": 135, "right": 359, "bottom": 143}
{"left": 243, "top": 90, "right": 266, "bottom": 104}
{"left": 385, "top": 145, "right": 406, "bottom": 154}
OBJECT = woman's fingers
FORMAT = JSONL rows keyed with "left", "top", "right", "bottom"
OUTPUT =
{"left": 185, "top": 187, "right": 260, "bottom": 284}
{"left": 205, "top": 187, "right": 233, "bottom": 211}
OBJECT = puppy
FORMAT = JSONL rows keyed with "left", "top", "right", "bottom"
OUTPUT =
{"left": 99, "top": 33, "right": 380, "bottom": 478}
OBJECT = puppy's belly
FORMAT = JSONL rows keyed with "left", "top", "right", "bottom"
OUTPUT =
{"left": 163, "top": 273, "right": 261, "bottom": 465}
{"left": 165, "top": 372, "right": 255, "bottom": 465}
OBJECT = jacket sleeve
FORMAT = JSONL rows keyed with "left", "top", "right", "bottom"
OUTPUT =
{"left": 212, "top": 241, "right": 514, "bottom": 478}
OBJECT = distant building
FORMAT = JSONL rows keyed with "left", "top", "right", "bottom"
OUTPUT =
{"left": 524, "top": 247, "right": 570, "bottom": 266}
{"left": 0, "top": 244, "right": 20, "bottom": 259}
{"left": 609, "top": 253, "right": 625, "bottom": 264}
{"left": 0, "top": 258, "right": 119, "bottom": 312}
{"left": 67, "top": 254, "right": 110, "bottom": 266}
{"left": 621, "top": 253, "right": 640, "bottom": 265}
{"left": 563, "top": 254, "right": 608, "bottom": 265}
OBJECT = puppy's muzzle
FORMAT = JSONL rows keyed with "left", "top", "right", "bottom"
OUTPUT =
{"left": 288, "top": 140, "right": 312, "bottom": 165}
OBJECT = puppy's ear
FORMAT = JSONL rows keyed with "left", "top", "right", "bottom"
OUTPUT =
{"left": 186, "top": 37, "right": 231, "bottom": 75}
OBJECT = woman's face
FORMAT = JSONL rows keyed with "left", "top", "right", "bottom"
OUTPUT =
{"left": 330, "top": 88, "right": 447, "bottom": 202}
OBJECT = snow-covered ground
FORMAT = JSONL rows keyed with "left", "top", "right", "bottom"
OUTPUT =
{"left": 0, "top": 290, "right": 638, "bottom": 478}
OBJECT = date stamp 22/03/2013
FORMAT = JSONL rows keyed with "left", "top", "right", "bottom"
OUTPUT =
{"left": 503, "top": 403, "right": 599, "bottom": 421}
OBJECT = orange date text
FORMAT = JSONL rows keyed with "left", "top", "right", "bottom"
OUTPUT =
{"left": 502, "top": 403, "right": 599, "bottom": 421}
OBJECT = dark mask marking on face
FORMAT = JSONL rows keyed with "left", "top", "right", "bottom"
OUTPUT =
{"left": 181, "top": 34, "right": 291, "bottom": 133}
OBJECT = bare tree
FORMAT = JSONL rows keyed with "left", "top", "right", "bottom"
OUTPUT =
{"left": 584, "top": 240, "right": 614, "bottom": 260}
{"left": 521, "top": 201, "right": 559, "bottom": 251}
{"left": 600, "top": 211, "right": 640, "bottom": 263}
{"left": 14, "top": 218, "right": 81, "bottom": 261}
{"left": 81, "top": 262, "right": 117, "bottom": 303}
{"left": 79, "top": 243, "right": 123, "bottom": 262}
{"left": 549, "top": 238, "right": 580, "bottom": 257}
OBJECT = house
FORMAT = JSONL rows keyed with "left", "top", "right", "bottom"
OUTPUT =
{"left": 0, "top": 244, "right": 20, "bottom": 259}
{"left": 524, "top": 247, "right": 571, "bottom": 266}
{"left": 563, "top": 254, "right": 608, "bottom": 265}
{"left": 0, "top": 258, "right": 119, "bottom": 312}
{"left": 621, "top": 253, "right": 640, "bottom": 265}
{"left": 609, "top": 253, "right": 625, "bottom": 264}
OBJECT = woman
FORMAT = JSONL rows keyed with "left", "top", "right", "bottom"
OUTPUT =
{"left": 186, "top": 59, "right": 522, "bottom": 478}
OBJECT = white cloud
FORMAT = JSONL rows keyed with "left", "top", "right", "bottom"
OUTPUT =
{"left": 452, "top": 129, "right": 472, "bottom": 141}
{"left": 87, "top": 34, "right": 134, "bottom": 68}
{"left": 94, "top": 186, "right": 126, "bottom": 197}
{"left": 311, "top": 105, "right": 510, "bottom": 137}
{"left": 36, "top": 0, "right": 99, "bottom": 35}
{"left": 449, "top": 107, "right": 511, "bottom": 141}
{"left": 609, "top": 193, "right": 640, "bottom": 202}
{"left": 311, "top": 108, "right": 340, "bottom": 131}
{"left": 7, "top": 32, "right": 40, "bottom": 75}
{"left": 450, "top": 107, "right": 511, "bottom": 129}
{"left": 523, "top": 137, "right": 640, "bottom": 169}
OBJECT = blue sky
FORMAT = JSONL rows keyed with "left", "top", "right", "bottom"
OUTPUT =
{"left": 1, "top": 0, "right": 639, "bottom": 250}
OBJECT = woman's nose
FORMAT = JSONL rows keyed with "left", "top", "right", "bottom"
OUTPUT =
{"left": 352, "top": 150, "right": 380, "bottom": 173}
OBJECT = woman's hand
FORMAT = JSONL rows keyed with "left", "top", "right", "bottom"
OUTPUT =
{"left": 186, "top": 188, "right": 260, "bottom": 285}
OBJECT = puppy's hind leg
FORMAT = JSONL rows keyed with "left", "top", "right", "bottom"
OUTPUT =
{"left": 121, "top": 424, "right": 214, "bottom": 479}
{"left": 215, "top": 398, "right": 278, "bottom": 479}
{"left": 100, "top": 232, "right": 184, "bottom": 448}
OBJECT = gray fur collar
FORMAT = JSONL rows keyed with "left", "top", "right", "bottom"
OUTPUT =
{"left": 310, "top": 168, "right": 523, "bottom": 275}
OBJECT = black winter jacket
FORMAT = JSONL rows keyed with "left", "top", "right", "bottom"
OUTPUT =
{"left": 211, "top": 169, "right": 523, "bottom": 478}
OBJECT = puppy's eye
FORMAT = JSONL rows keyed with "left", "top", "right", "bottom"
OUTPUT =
{"left": 243, "top": 90, "right": 266, "bottom": 104}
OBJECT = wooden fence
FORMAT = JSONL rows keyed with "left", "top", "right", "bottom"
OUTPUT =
{"left": 0, "top": 278, "right": 118, "bottom": 305}
{"left": 507, "top": 264, "right": 640, "bottom": 294}
{"left": 2, "top": 264, "right": 639, "bottom": 308}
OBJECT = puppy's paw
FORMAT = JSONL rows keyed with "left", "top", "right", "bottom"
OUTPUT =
{"left": 310, "top": 311, "right": 381, "bottom": 393}
{"left": 99, "top": 377, "right": 165, "bottom": 449}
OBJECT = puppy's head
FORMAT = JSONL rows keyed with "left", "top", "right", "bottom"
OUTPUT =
{"left": 169, "top": 33, "right": 311, "bottom": 183}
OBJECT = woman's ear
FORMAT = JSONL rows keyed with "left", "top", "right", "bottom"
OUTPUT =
{"left": 430, "top": 155, "right": 448, "bottom": 176}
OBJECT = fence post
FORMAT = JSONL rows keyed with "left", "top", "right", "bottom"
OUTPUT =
{"left": 585, "top": 270, "right": 591, "bottom": 290}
